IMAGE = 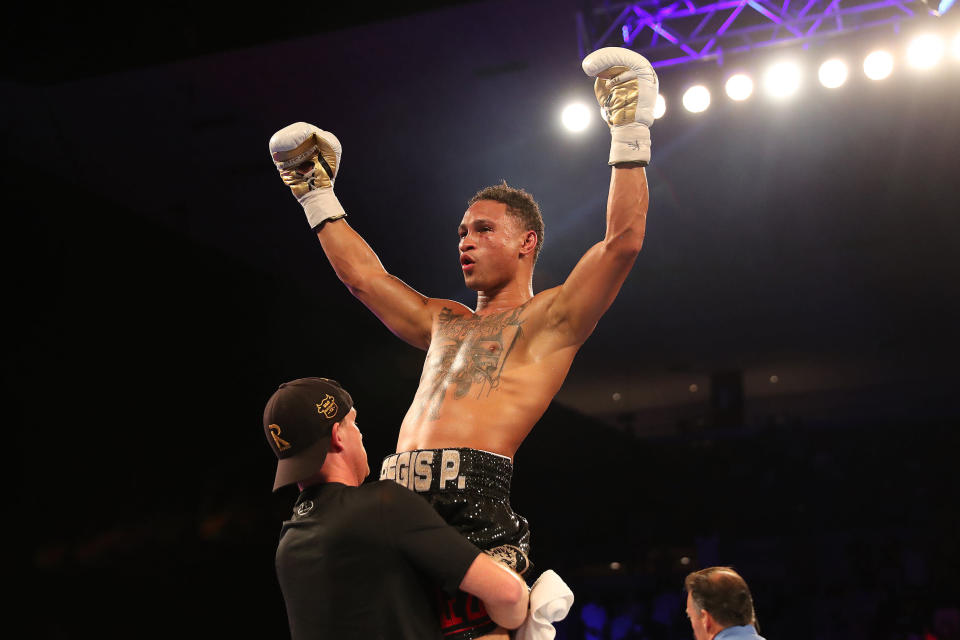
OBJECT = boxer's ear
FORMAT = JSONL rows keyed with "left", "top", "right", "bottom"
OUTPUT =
{"left": 519, "top": 230, "right": 537, "bottom": 258}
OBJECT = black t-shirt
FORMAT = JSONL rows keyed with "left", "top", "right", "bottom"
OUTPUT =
{"left": 275, "top": 480, "right": 482, "bottom": 640}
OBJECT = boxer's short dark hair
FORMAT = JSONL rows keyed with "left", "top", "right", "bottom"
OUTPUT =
{"left": 469, "top": 181, "right": 545, "bottom": 262}
{"left": 685, "top": 567, "right": 757, "bottom": 628}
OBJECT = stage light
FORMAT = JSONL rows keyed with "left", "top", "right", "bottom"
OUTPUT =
{"left": 561, "top": 103, "right": 591, "bottom": 132}
{"left": 818, "top": 58, "right": 848, "bottom": 88}
{"left": 863, "top": 50, "right": 894, "bottom": 80}
{"left": 919, "top": 0, "right": 957, "bottom": 16}
{"left": 725, "top": 73, "right": 754, "bottom": 101}
{"left": 653, "top": 94, "right": 666, "bottom": 119}
{"left": 952, "top": 32, "right": 960, "bottom": 60}
{"left": 763, "top": 61, "right": 802, "bottom": 99}
{"left": 682, "top": 85, "right": 711, "bottom": 113}
{"left": 907, "top": 34, "right": 945, "bottom": 69}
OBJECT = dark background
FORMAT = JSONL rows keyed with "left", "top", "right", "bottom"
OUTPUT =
{"left": 9, "top": 1, "right": 959, "bottom": 638}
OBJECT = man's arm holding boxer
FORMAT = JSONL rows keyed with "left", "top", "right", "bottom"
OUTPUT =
{"left": 383, "top": 483, "right": 528, "bottom": 629}
{"left": 268, "top": 122, "right": 459, "bottom": 350}
{"left": 538, "top": 48, "right": 657, "bottom": 349}
{"left": 460, "top": 554, "right": 529, "bottom": 629}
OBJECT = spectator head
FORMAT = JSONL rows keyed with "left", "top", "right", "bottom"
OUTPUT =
{"left": 684, "top": 567, "right": 757, "bottom": 640}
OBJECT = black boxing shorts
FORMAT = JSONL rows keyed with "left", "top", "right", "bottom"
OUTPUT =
{"left": 380, "top": 448, "right": 531, "bottom": 640}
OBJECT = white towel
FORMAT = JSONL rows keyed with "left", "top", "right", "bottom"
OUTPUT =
{"left": 515, "top": 570, "right": 575, "bottom": 640}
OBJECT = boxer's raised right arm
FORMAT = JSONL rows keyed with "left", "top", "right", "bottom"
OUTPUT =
{"left": 315, "top": 218, "right": 447, "bottom": 350}
{"left": 269, "top": 123, "right": 454, "bottom": 350}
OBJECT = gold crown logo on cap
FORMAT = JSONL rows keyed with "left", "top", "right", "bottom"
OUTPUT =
{"left": 268, "top": 424, "right": 291, "bottom": 451}
{"left": 317, "top": 394, "right": 338, "bottom": 419}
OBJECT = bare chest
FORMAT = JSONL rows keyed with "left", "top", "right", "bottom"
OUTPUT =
{"left": 413, "top": 305, "right": 529, "bottom": 419}
{"left": 433, "top": 305, "right": 526, "bottom": 380}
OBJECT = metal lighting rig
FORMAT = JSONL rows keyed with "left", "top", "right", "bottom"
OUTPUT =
{"left": 576, "top": 0, "right": 956, "bottom": 68}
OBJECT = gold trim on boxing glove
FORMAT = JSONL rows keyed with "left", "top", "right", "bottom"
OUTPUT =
{"left": 593, "top": 66, "right": 640, "bottom": 128}
{"left": 313, "top": 213, "right": 347, "bottom": 232}
{"left": 274, "top": 134, "right": 337, "bottom": 198}
{"left": 594, "top": 64, "right": 630, "bottom": 80}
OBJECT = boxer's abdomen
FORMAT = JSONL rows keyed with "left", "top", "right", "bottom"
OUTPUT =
{"left": 398, "top": 345, "right": 575, "bottom": 456}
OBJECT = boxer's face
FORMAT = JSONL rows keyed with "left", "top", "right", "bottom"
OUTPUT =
{"left": 458, "top": 200, "right": 527, "bottom": 291}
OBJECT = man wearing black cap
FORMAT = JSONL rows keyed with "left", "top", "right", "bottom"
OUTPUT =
{"left": 263, "top": 377, "right": 529, "bottom": 640}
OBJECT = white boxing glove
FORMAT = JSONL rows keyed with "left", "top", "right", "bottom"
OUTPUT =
{"left": 269, "top": 122, "right": 347, "bottom": 230}
{"left": 582, "top": 47, "right": 659, "bottom": 166}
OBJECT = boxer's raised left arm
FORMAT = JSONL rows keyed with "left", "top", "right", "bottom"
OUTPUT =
{"left": 537, "top": 47, "right": 656, "bottom": 348}
{"left": 542, "top": 165, "right": 648, "bottom": 347}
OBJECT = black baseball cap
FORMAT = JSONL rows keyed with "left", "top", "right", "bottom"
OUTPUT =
{"left": 263, "top": 377, "right": 354, "bottom": 491}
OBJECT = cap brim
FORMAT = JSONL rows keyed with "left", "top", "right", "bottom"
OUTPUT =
{"left": 273, "top": 435, "right": 331, "bottom": 491}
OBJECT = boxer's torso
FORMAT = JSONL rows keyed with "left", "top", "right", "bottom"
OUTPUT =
{"left": 397, "top": 289, "right": 578, "bottom": 458}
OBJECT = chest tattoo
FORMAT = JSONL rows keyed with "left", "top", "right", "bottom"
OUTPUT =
{"left": 416, "top": 304, "right": 528, "bottom": 420}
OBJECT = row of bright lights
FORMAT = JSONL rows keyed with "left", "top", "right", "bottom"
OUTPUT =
{"left": 563, "top": 31, "right": 960, "bottom": 128}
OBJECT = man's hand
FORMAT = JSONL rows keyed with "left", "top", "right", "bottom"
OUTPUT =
{"left": 269, "top": 122, "right": 347, "bottom": 230}
{"left": 459, "top": 554, "right": 530, "bottom": 630}
{"left": 582, "top": 47, "right": 659, "bottom": 166}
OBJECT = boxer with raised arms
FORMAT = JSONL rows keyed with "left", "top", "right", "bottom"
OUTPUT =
{"left": 269, "top": 47, "right": 657, "bottom": 640}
